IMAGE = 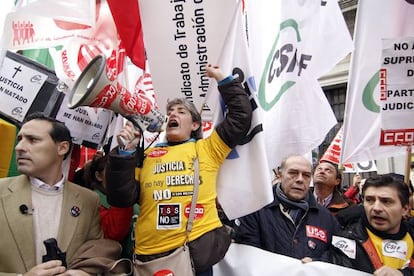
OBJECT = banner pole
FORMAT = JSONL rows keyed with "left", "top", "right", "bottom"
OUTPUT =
{"left": 404, "top": 145, "right": 412, "bottom": 185}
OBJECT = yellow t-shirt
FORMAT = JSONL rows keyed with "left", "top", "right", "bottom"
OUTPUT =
{"left": 134, "top": 131, "right": 230, "bottom": 255}
{"left": 367, "top": 228, "right": 414, "bottom": 269}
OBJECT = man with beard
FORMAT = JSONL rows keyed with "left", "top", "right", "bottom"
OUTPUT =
{"left": 330, "top": 174, "right": 414, "bottom": 275}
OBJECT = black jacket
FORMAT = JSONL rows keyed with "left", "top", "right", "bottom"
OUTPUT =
{"left": 330, "top": 216, "right": 414, "bottom": 275}
{"left": 234, "top": 186, "right": 340, "bottom": 261}
{"left": 105, "top": 78, "right": 252, "bottom": 207}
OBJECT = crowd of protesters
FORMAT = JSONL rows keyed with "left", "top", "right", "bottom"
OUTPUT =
{"left": 1, "top": 67, "right": 413, "bottom": 275}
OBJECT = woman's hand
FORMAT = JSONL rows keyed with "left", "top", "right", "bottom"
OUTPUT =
{"left": 206, "top": 64, "right": 226, "bottom": 82}
{"left": 117, "top": 121, "right": 142, "bottom": 150}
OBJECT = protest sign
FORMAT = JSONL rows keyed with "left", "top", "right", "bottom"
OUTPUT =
{"left": 379, "top": 37, "right": 414, "bottom": 146}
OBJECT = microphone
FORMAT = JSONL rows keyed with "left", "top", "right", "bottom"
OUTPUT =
{"left": 20, "top": 204, "right": 34, "bottom": 215}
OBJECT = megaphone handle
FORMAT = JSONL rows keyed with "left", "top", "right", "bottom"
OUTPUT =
{"left": 118, "top": 116, "right": 143, "bottom": 149}
{"left": 118, "top": 136, "right": 128, "bottom": 148}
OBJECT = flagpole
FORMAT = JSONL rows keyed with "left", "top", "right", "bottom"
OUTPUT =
{"left": 404, "top": 145, "right": 412, "bottom": 185}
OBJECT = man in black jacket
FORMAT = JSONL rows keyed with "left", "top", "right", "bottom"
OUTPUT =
{"left": 234, "top": 155, "right": 340, "bottom": 263}
{"left": 330, "top": 174, "right": 414, "bottom": 275}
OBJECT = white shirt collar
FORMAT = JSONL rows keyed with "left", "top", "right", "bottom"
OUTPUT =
{"left": 30, "top": 176, "right": 65, "bottom": 192}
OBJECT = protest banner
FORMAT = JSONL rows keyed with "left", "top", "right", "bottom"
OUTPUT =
{"left": 379, "top": 37, "right": 414, "bottom": 146}
{"left": 0, "top": 51, "right": 63, "bottom": 126}
{"left": 213, "top": 243, "right": 371, "bottom": 276}
{"left": 139, "top": 0, "right": 272, "bottom": 219}
{"left": 341, "top": 0, "right": 414, "bottom": 164}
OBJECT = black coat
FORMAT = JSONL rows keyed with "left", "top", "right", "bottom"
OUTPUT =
{"left": 330, "top": 216, "right": 414, "bottom": 275}
{"left": 234, "top": 186, "right": 340, "bottom": 261}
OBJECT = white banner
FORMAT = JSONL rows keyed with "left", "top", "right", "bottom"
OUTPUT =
{"left": 213, "top": 243, "right": 371, "bottom": 276}
{"left": 139, "top": 0, "right": 273, "bottom": 219}
{"left": 344, "top": 161, "right": 377, "bottom": 173}
{"left": 16, "top": 0, "right": 95, "bottom": 26}
{"left": 341, "top": 0, "right": 414, "bottom": 163}
{"left": 139, "top": 0, "right": 236, "bottom": 112}
{"left": 246, "top": 0, "right": 353, "bottom": 171}
{"left": 56, "top": 95, "right": 112, "bottom": 147}
{"left": 379, "top": 37, "right": 414, "bottom": 146}
{"left": 0, "top": 54, "right": 47, "bottom": 122}
{"left": 1, "top": 0, "right": 99, "bottom": 51}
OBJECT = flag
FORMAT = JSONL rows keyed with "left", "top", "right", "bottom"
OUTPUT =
{"left": 246, "top": 0, "right": 353, "bottom": 171}
{"left": 46, "top": 0, "right": 121, "bottom": 148}
{"left": 320, "top": 126, "right": 353, "bottom": 170}
{"left": 340, "top": 0, "right": 414, "bottom": 164}
{"left": 139, "top": 0, "right": 273, "bottom": 219}
{"left": 0, "top": 0, "right": 15, "bottom": 38}
{"left": 1, "top": 0, "right": 97, "bottom": 50}
{"left": 206, "top": 2, "right": 273, "bottom": 219}
{"left": 319, "top": 126, "right": 378, "bottom": 173}
{"left": 16, "top": 0, "right": 95, "bottom": 26}
{"left": 107, "top": 0, "right": 146, "bottom": 69}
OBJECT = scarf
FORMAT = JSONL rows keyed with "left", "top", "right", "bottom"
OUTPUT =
{"left": 362, "top": 212, "right": 409, "bottom": 240}
{"left": 275, "top": 184, "right": 309, "bottom": 224}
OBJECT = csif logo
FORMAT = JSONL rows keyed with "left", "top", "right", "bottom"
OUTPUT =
{"left": 258, "top": 19, "right": 312, "bottom": 111}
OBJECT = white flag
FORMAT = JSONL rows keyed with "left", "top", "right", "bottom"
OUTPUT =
{"left": 14, "top": 0, "right": 95, "bottom": 26}
{"left": 206, "top": 2, "right": 273, "bottom": 219}
{"left": 0, "top": 0, "right": 111, "bottom": 51}
{"left": 341, "top": 0, "right": 414, "bottom": 164}
{"left": 246, "top": 0, "right": 353, "bottom": 170}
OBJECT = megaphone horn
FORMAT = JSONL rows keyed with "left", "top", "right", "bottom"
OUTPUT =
{"left": 68, "top": 54, "right": 167, "bottom": 133}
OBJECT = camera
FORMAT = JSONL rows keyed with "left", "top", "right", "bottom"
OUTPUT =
{"left": 42, "top": 238, "right": 67, "bottom": 267}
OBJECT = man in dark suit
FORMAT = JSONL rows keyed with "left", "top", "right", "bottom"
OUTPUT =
{"left": 0, "top": 113, "right": 123, "bottom": 275}
{"left": 234, "top": 155, "right": 340, "bottom": 263}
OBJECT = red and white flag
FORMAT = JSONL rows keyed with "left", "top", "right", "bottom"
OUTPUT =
{"left": 341, "top": 0, "right": 414, "bottom": 164}
{"left": 107, "top": 0, "right": 146, "bottom": 69}
{"left": 320, "top": 126, "right": 353, "bottom": 170}
{"left": 1, "top": 0, "right": 98, "bottom": 51}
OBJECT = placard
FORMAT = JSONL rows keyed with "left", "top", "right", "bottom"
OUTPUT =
{"left": 0, "top": 51, "right": 64, "bottom": 126}
{"left": 380, "top": 37, "right": 414, "bottom": 146}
